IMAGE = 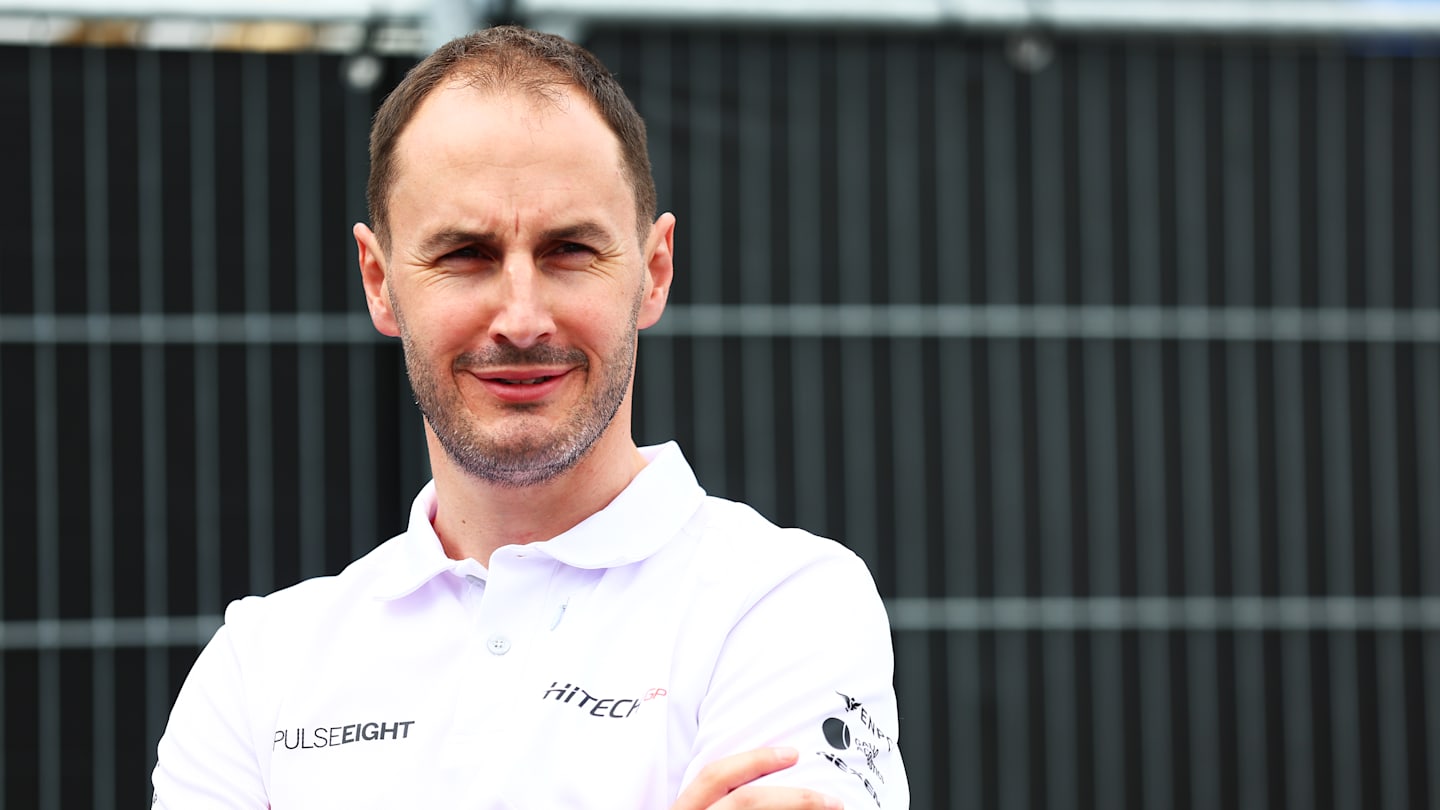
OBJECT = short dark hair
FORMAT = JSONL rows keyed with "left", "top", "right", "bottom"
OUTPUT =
{"left": 366, "top": 25, "right": 657, "bottom": 249}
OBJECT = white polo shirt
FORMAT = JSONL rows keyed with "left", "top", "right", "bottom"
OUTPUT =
{"left": 153, "top": 443, "right": 908, "bottom": 809}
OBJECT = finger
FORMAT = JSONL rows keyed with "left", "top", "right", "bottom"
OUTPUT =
{"left": 709, "top": 785, "right": 844, "bottom": 810}
{"left": 671, "top": 747, "right": 800, "bottom": 810}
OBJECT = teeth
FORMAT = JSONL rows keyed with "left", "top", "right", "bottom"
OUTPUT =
{"left": 500, "top": 376, "right": 551, "bottom": 385}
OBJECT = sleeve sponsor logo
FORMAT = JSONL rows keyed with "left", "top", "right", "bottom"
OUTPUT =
{"left": 819, "top": 751, "right": 881, "bottom": 806}
{"left": 823, "top": 717, "right": 888, "bottom": 786}
{"left": 833, "top": 692, "right": 895, "bottom": 751}
{"left": 539, "top": 681, "right": 666, "bottom": 719}
{"left": 273, "top": 720, "right": 415, "bottom": 751}
{"left": 818, "top": 691, "right": 898, "bottom": 804}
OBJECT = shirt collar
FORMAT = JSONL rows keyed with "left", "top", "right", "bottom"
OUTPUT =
{"left": 372, "top": 442, "right": 705, "bottom": 600}
{"left": 523, "top": 442, "right": 705, "bottom": 569}
{"left": 370, "top": 480, "right": 460, "bottom": 601}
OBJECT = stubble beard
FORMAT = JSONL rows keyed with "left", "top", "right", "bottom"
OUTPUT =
{"left": 393, "top": 291, "right": 642, "bottom": 489}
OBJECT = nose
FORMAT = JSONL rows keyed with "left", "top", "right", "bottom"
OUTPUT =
{"left": 487, "top": 253, "right": 555, "bottom": 349}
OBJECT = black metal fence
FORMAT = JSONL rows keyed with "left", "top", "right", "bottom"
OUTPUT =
{"left": 1, "top": 26, "right": 1437, "bottom": 810}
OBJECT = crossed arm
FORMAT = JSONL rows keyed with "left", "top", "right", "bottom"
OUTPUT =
{"left": 672, "top": 748, "right": 842, "bottom": 810}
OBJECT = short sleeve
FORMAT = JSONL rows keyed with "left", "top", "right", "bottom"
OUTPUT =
{"left": 681, "top": 548, "right": 909, "bottom": 809}
{"left": 152, "top": 613, "right": 269, "bottom": 809}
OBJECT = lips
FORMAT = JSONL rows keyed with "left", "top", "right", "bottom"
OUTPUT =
{"left": 472, "top": 368, "right": 573, "bottom": 403}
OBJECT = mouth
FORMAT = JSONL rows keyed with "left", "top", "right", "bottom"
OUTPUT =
{"left": 471, "top": 367, "right": 574, "bottom": 404}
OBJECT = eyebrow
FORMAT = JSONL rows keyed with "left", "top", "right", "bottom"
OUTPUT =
{"left": 539, "top": 221, "right": 615, "bottom": 246}
{"left": 415, "top": 229, "right": 499, "bottom": 258}
{"left": 414, "top": 222, "right": 617, "bottom": 258}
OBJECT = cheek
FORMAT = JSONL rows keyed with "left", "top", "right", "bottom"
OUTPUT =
{"left": 409, "top": 298, "right": 489, "bottom": 348}
{"left": 575, "top": 300, "right": 640, "bottom": 349}
{"left": 397, "top": 315, "right": 468, "bottom": 376}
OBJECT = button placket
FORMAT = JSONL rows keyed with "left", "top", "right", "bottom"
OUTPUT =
{"left": 475, "top": 549, "right": 545, "bottom": 659}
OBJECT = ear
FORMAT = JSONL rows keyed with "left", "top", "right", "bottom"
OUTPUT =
{"left": 637, "top": 212, "right": 675, "bottom": 330}
{"left": 355, "top": 222, "right": 400, "bottom": 337}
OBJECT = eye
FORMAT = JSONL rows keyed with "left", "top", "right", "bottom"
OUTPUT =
{"left": 546, "top": 242, "right": 596, "bottom": 268}
{"left": 436, "top": 244, "right": 496, "bottom": 268}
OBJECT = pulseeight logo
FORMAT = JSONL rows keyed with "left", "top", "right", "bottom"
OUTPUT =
{"left": 273, "top": 720, "right": 416, "bottom": 751}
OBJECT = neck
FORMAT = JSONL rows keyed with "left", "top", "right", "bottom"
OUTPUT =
{"left": 425, "top": 424, "right": 649, "bottom": 568}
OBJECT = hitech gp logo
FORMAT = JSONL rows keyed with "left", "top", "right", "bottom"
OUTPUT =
{"left": 540, "top": 681, "right": 667, "bottom": 719}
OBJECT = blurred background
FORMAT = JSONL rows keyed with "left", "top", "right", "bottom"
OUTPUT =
{"left": 1, "top": 0, "right": 1438, "bottom": 807}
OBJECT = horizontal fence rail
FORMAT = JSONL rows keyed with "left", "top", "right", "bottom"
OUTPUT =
{"left": 3, "top": 305, "right": 1439, "bottom": 342}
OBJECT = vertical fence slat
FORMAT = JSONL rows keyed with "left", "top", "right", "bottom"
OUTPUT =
{"left": 1421, "top": 342, "right": 1440, "bottom": 810}
{"left": 1126, "top": 40, "right": 1174, "bottom": 810}
{"left": 737, "top": 38, "right": 777, "bottom": 517}
{"left": 1316, "top": 50, "right": 1364, "bottom": 810}
{"left": 784, "top": 38, "right": 828, "bottom": 535}
{"left": 1175, "top": 44, "right": 1223, "bottom": 810}
{"left": 1265, "top": 43, "right": 1318, "bottom": 810}
{"left": 242, "top": 53, "right": 275, "bottom": 596}
{"left": 981, "top": 43, "right": 1034, "bottom": 810}
{"left": 887, "top": 38, "right": 927, "bottom": 592}
{"left": 0, "top": 229, "right": 6, "bottom": 810}
{"left": 934, "top": 36, "right": 983, "bottom": 810}
{"left": 344, "top": 74, "right": 379, "bottom": 560}
{"left": 685, "top": 34, "right": 728, "bottom": 493}
{"left": 136, "top": 49, "right": 172, "bottom": 790}
{"left": 983, "top": 49, "right": 1026, "bottom": 597}
{"left": 1221, "top": 42, "right": 1270, "bottom": 810}
{"left": 1361, "top": 53, "right": 1412, "bottom": 810}
{"left": 638, "top": 32, "right": 677, "bottom": 451}
{"left": 835, "top": 38, "right": 879, "bottom": 569}
{"left": 0, "top": 355, "right": 5, "bottom": 810}
{"left": 29, "top": 41, "right": 61, "bottom": 810}
{"left": 82, "top": 45, "right": 117, "bottom": 810}
{"left": 1413, "top": 55, "right": 1440, "bottom": 810}
{"left": 1416, "top": 57, "right": 1440, "bottom": 312}
{"left": 294, "top": 52, "right": 326, "bottom": 580}
{"left": 1032, "top": 50, "right": 1078, "bottom": 810}
{"left": 1077, "top": 42, "right": 1127, "bottom": 810}
{"left": 882, "top": 38, "right": 936, "bottom": 809}
{"left": 191, "top": 51, "right": 223, "bottom": 613}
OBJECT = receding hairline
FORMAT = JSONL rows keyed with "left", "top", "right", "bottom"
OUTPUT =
{"left": 372, "top": 57, "right": 654, "bottom": 253}
{"left": 381, "top": 76, "right": 643, "bottom": 249}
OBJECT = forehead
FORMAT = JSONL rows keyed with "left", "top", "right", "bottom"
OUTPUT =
{"left": 405, "top": 75, "right": 606, "bottom": 144}
{"left": 387, "top": 81, "right": 632, "bottom": 237}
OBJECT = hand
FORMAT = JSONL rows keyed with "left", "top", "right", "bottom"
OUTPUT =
{"left": 670, "top": 747, "right": 843, "bottom": 810}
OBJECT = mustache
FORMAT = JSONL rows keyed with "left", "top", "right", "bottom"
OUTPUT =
{"left": 454, "top": 343, "right": 588, "bottom": 371}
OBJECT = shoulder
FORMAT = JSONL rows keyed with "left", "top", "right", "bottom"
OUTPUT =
{"left": 679, "top": 496, "right": 882, "bottom": 612}
{"left": 688, "top": 496, "right": 869, "bottom": 567}
{"left": 220, "top": 533, "right": 410, "bottom": 653}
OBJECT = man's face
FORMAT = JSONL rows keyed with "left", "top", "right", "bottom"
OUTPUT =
{"left": 356, "top": 81, "right": 672, "bottom": 487}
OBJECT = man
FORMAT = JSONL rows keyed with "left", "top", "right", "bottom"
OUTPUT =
{"left": 153, "top": 25, "right": 907, "bottom": 809}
